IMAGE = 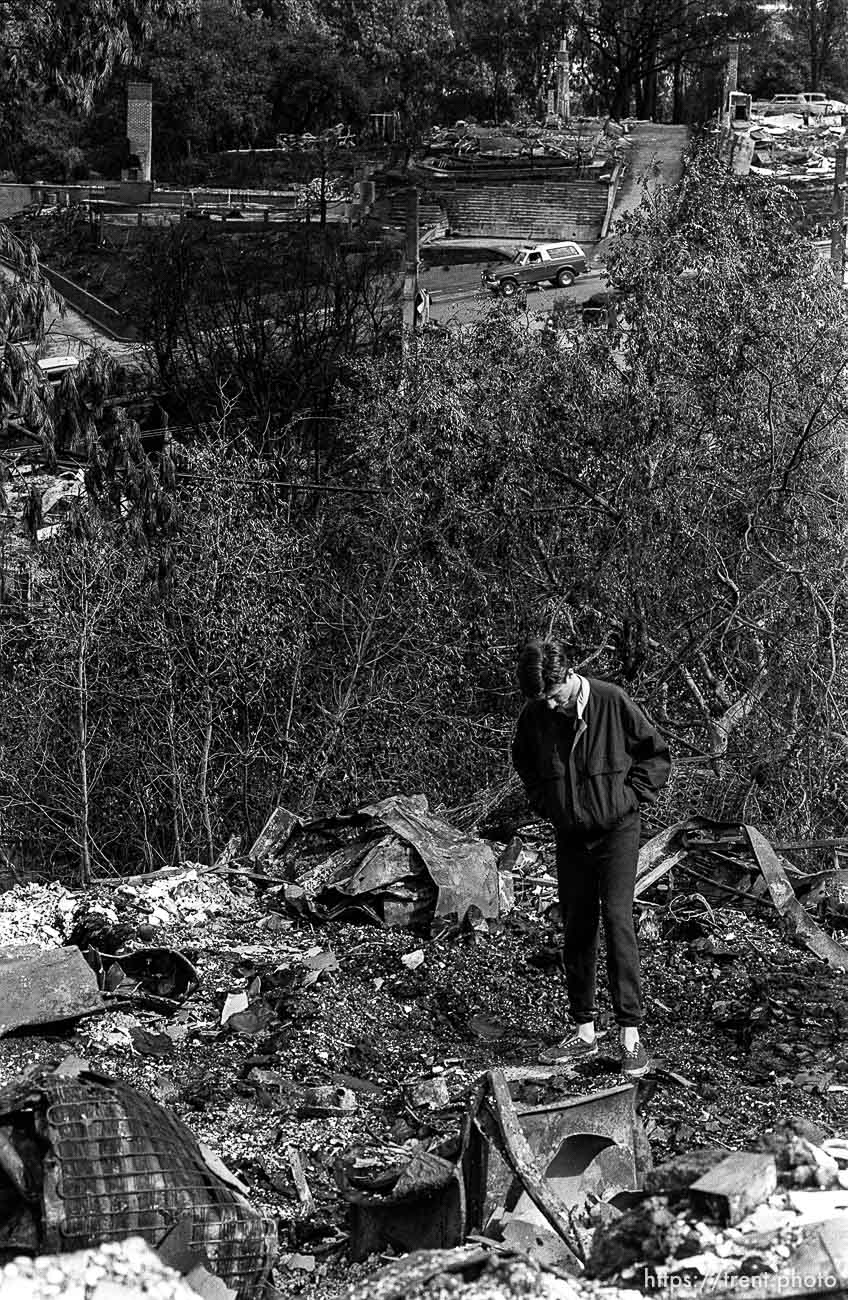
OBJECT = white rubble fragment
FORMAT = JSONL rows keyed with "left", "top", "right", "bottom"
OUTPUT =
{"left": 786, "top": 1188, "right": 848, "bottom": 1224}
{"left": 736, "top": 1201, "right": 797, "bottom": 1235}
{"left": 0, "top": 1237, "right": 197, "bottom": 1299}
{"left": 541, "top": 1278, "right": 582, "bottom": 1299}
{"left": 788, "top": 1135, "right": 840, "bottom": 1181}
{"left": 821, "top": 1138, "right": 848, "bottom": 1166}
{"left": 79, "top": 1010, "right": 138, "bottom": 1052}
{"left": 112, "top": 868, "right": 251, "bottom": 933}
{"left": 0, "top": 881, "right": 74, "bottom": 948}
{"left": 220, "top": 991, "right": 249, "bottom": 1025}
{"left": 668, "top": 1252, "right": 734, "bottom": 1277}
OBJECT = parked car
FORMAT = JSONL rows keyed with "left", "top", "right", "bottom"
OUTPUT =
{"left": 481, "top": 241, "right": 588, "bottom": 297}
{"left": 581, "top": 289, "right": 623, "bottom": 326}
{"left": 419, "top": 242, "right": 514, "bottom": 270}
{"left": 766, "top": 92, "right": 848, "bottom": 117}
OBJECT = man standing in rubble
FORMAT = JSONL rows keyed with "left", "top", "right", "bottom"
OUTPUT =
{"left": 511, "top": 638, "right": 670, "bottom": 1078}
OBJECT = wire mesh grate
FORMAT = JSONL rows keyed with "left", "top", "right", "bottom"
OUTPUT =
{"left": 29, "top": 1073, "right": 277, "bottom": 1298}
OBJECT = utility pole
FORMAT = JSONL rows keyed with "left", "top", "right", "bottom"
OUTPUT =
{"left": 831, "top": 136, "right": 848, "bottom": 285}
{"left": 718, "top": 39, "right": 739, "bottom": 160}
{"left": 402, "top": 186, "right": 420, "bottom": 347}
{"left": 726, "top": 41, "right": 739, "bottom": 109}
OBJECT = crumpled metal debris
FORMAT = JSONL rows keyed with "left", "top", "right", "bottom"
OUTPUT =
{"left": 291, "top": 794, "right": 506, "bottom": 931}
{"left": 337, "top": 1140, "right": 465, "bottom": 1262}
{"left": 362, "top": 795, "right": 501, "bottom": 925}
{"left": 87, "top": 946, "right": 200, "bottom": 1013}
{"left": 466, "top": 1070, "right": 645, "bottom": 1272}
{"left": 338, "top": 1068, "right": 645, "bottom": 1270}
{"left": 0, "top": 1064, "right": 276, "bottom": 1298}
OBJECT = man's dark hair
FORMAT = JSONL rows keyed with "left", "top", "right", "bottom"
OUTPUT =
{"left": 517, "top": 638, "right": 573, "bottom": 698}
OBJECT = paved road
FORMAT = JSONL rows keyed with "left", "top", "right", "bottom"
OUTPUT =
{"left": 427, "top": 265, "right": 606, "bottom": 328}
{"left": 0, "top": 261, "right": 142, "bottom": 365}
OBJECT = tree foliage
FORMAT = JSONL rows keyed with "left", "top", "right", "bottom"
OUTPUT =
{"left": 1, "top": 147, "right": 846, "bottom": 879}
{"left": 140, "top": 1, "right": 277, "bottom": 161}
{"left": 129, "top": 221, "right": 401, "bottom": 440}
{"left": 784, "top": 0, "right": 848, "bottom": 91}
{"left": 0, "top": 0, "right": 194, "bottom": 159}
{"left": 3, "top": 0, "right": 845, "bottom": 177}
{"left": 564, "top": 0, "right": 764, "bottom": 120}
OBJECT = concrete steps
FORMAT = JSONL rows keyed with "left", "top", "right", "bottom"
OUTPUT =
{"left": 377, "top": 194, "right": 448, "bottom": 229}
{"left": 441, "top": 180, "right": 609, "bottom": 241}
{"left": 376, "top": 166, "right": 614, "bottom": 243}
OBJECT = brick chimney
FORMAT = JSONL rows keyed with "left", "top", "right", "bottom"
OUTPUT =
{"left": 126, "top": 81, "right": 153, "bottom": 182}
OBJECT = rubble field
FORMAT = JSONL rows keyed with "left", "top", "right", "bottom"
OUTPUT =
{"left": 1, "top": 801, "right": 848, "bottom": 1299}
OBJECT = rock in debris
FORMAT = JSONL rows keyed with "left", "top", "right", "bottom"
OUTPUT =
{"left": 783, "top": 1136, "right": 840, "bottom": 1187}
{"left": 643, "top": 1148, "right": 729, "bottom": 1195}
{"left": 341, "top": 1244, "right": 581, "bottom": 1300}
{"left": 0, "top": 1237, "right": 200, "bottom": 1300}
{"left": 756, "top": 1116, "right": 829, "bottom": 1161}
{"left": 586, "top": 1197, "right": 701, "bottom": 1278}
{"left": 757, "top": 1122, "right": 840, "bottom": 1186}
{"left": 406, "top": 1076, "right": 451, "bottom": 1110}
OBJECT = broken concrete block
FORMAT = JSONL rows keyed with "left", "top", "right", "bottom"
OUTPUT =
{"left": 0, "top": 945, "right": 103, "bottom": 1037}
{"left": 689, "top": 1151, "right": 778, "bottom": 1226}
{"left": 406, "top": 1077, "right": 450, "bottom": 1110}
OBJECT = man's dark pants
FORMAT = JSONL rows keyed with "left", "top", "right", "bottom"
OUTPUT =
{"left": 555, "top": 809, "right": 643, "bottom": 1028}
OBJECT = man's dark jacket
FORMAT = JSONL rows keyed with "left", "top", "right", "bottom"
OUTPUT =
{"left": 511, "top": 676, "right": 671, "bottom": 835}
